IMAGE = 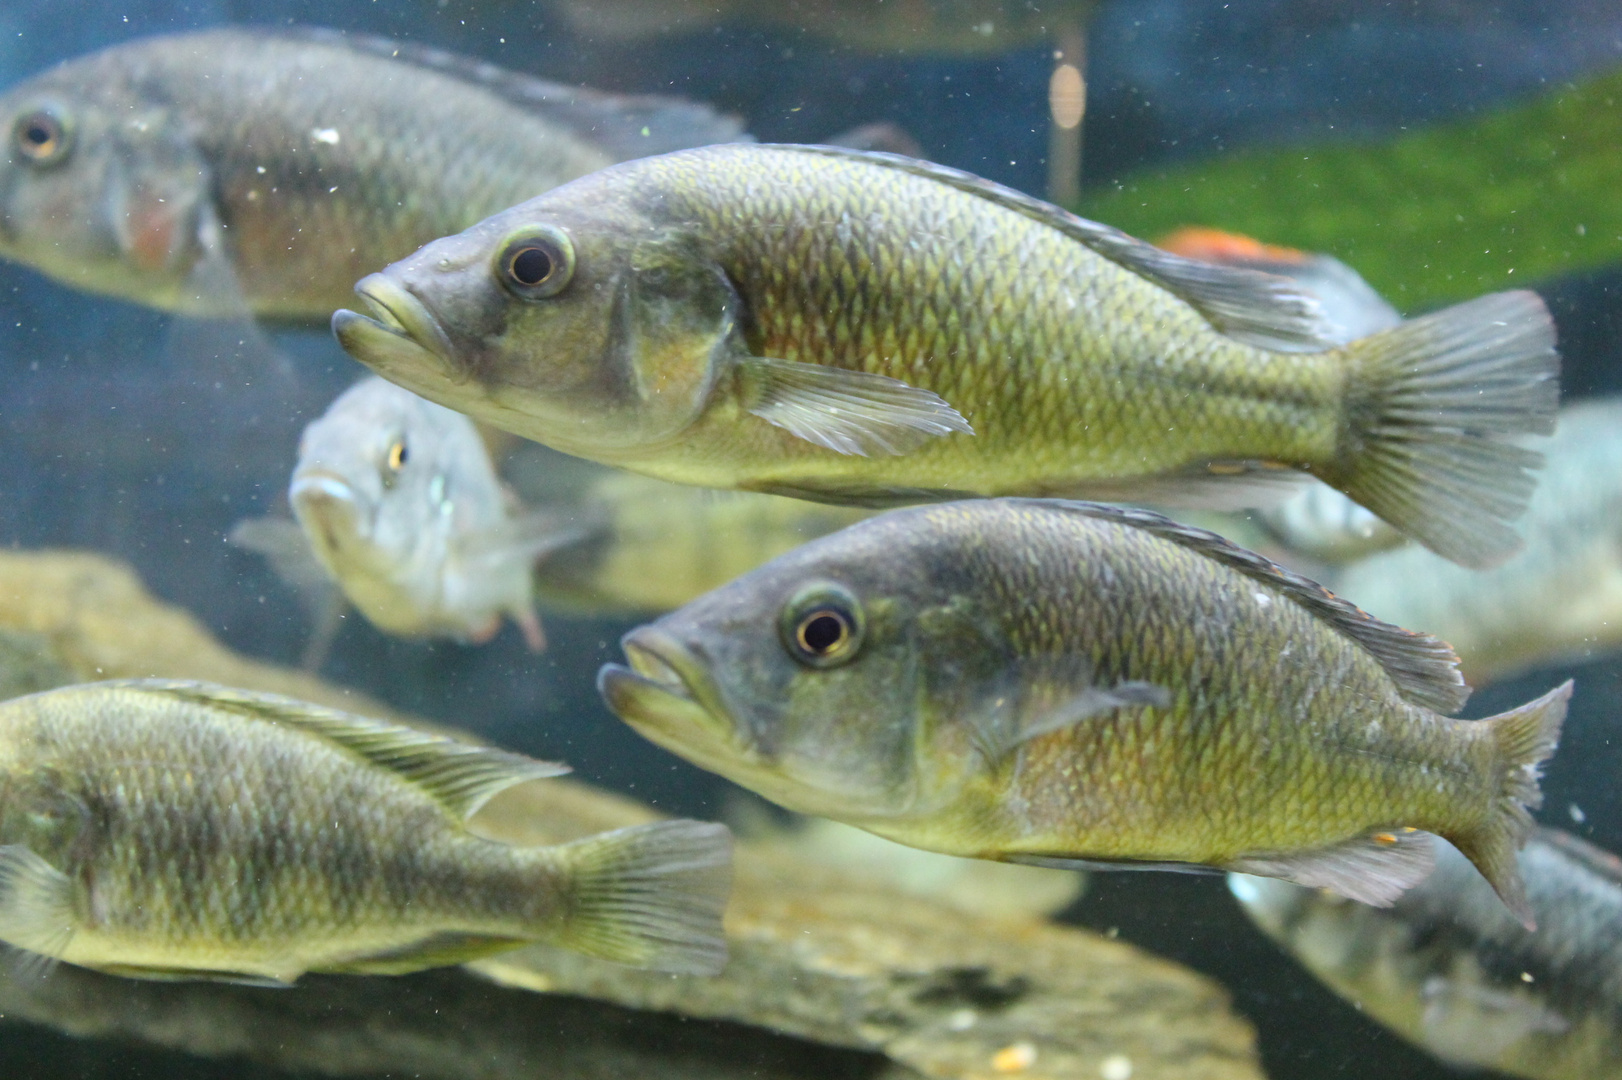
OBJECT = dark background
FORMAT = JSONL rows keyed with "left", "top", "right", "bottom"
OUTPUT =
{"left": 2, "top": 2, "right": 1620, "bottom": 1077}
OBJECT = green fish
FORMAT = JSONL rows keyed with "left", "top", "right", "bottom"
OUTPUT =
{"left": 0, "top": 680, "right": 731, "bottom": 984}
{"left": 596, "top": 499, "right": 1569, "bottom": 927}
{"left": 334, "top": 143, "right": 1558, "bottom": 569}
{"left": 1231, "top": 829, "right": 1622, "bottom": 1080}
{"left": 0, "top": 28, "right": 743, "bottom": 319}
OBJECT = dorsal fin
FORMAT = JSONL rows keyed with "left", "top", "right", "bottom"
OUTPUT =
{"left": 1034, "top": 500, "right": 1468, "bottom": 713}
{"left": 107, "top": 680, "right": 568, "bottom": 819}
{"left": 770, "top": 144, "right": 1339, "bottom": 352}
{"left": 284, "top": 28, "right": 749, "bottom": 160}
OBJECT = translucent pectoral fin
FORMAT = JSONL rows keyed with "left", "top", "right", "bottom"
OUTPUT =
{"left": 742, "top": 355, "right": 972, "bottom": 456}
{"left": 1228, "top": 829, "right": 1437, "bottom": 907}
{"left": 966, "top": 656, "right": 1171, "bottom": 765}
{"left": 0, "top": 845, "right": 76, "bottom": 972}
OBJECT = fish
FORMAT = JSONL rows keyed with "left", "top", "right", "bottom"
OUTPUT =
{"left": 529, "top": 470, "right": 873, "bottom": 614}
{"left": 0, "top": 27, "right": 744, "bottom": 320}
{"left": 1155, "top": 228, "right": 1407, "bottom": 563}
{"left": 334, "top": 143, "right": 1559, "bottom": 569}
{"left": 232, "top": 377, "right": 584, "bottom": 653}
{"left": 546, "top": 0, "right": 1098, "bottom": 54}
{"left": 1230, "top": 828, "right": 1622, "bottom": 1079}
{"left": 0, "top": 679, "right": 733, "bottom": 983}
{"left": 1328, "top": 397, "right": 1622, "bottom": 686}
{"left": 596, "top": 499, "right": 1571, "bottom": 926}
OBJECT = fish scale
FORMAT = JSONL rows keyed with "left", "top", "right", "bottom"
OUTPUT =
{"left": 0, "top": 681, "right": 732, "bottom": 981}
{"left": 601, "top": 498, "right": 1569, "bottom": 923}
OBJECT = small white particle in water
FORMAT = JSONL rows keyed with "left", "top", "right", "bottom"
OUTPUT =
{"left": 947, "top": 1008, "right": 977, "bottom": 1030}
{"left": 1570, "top": 803, "right": 1587, "bottom": 824}
{"left": 1253, "top": 591, "right": 1272, "bottom": 607}
{"left": 1521, "top": 972, "right": 1535, "bottom": 983}
{"left": 312, "top": 127, "right": 341, "bottom": 145}
{"left": 1101, "top": 1053, "right": 1133, "bottom": 1080}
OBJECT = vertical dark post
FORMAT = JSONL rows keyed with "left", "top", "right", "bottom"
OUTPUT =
{"left": 1047, "top": 18, "right": 1088, "bottom": 206}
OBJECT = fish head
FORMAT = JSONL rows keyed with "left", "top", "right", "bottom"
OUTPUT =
{"left": 334, "top": 166, "right": 734, "bottom": 460}
{"left": 0, "top": 62, "right": 215, "bottom": 308}
{"left": 290, "top": 378, "right": 480, "bottom": 580}
{"left": 599, "top": 509, "right": 1012, "bottom": 826}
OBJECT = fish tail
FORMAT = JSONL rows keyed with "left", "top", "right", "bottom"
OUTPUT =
{"left": 1451, "top": 679, "right": 1571, "bottom": 930}
{"left": 1327, "top": 289, "right": 1558, "bottom": 568}
{"left": 551, "top": 820, "right": 732, "bottom": 975}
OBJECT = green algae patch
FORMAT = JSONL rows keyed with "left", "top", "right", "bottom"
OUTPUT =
{"left": 1082, "top": 68, "right": 1622, "bottom": 310}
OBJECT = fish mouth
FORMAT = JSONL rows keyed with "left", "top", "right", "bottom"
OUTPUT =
{"left": 597, "top": 627, "right": 746, "bottom": 753}
{"left": 332, "top": 274, "right": 460, "bottom": 380}
{"left": 289, "top": 469, "right": 367, "bottom": 549}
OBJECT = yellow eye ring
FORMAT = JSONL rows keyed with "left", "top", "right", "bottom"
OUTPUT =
{"left": 780, "top": 582, "right": 865, "bottom": 669}
{"left": 12, "top": 106, "right": 71, "bottom": 166}
{"left": 386, "top": 440, "right": 408, "bottom": 471}
{"left": 495, "top": 225, "right": 575, "bottom": 300}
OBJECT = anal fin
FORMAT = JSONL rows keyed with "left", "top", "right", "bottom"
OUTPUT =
{"left": 1228, "top": 828, "right": 1436, "bottom": 907}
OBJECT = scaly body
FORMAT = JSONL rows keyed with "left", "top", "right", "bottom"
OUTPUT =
{"left": 0, "top": 680, "right": 730, "bottom": 982}
{"left": 0, "top": 29, "right": 741, "bottom": 317}
{"left": 599, "top": 499, "right": 1568, "bottom": 922}
{"left": 338, "top": 144, "right": 1557, "bottom": 567}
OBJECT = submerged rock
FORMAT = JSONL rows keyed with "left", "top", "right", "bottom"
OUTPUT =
{"left": 0, "top": 548, "right": 1263, "bottom": 1080}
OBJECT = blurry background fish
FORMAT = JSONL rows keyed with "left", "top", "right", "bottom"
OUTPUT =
{"left": 232, "top": 377, "right": 585, "bottom": 666}
{"left": 0, "top": 27, "right": 745, "bottom": 322}
{"left": 1230, "top": 828, "right": 1622, "bottom": 1080}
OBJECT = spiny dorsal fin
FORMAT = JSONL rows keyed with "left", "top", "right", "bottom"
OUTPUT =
{"left": 1033, "top": 500, "right": 1468, "bottom": 713}
{"left": 105, "top": 680, "right": 568, "bottom": 819}
{"left": 772, "top": 144, "right": 1339, "bottom": 352}
{"left": 287, "top": 28, "right": 749, "bottom": 161}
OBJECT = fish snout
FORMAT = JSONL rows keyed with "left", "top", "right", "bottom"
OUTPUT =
{"left": 334, "top": 273, "right": 466, "bottom": 387}
{"left": 290, "top": 469, "right": 368, "bottom": 548}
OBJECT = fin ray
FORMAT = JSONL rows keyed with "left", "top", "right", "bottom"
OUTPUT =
{"left": 777, "top": 144, "right": 1340, "bottom": 350}
{"left": 743, "top": 355, "right": 973, "bottom": 456}
{"left": 1031, "top": 500, "right": 1468, "bottom": 712}
{"left": 554, "top": 820, "right": 732, "bottom": 975}
{"left": 97, "top": 680, "right": 568, "bottom": 820}
{"left": 1329, "top": 290, "right": 1559, "bottom": 569}
{"left": 0, "top": 845, "right": 76, "bottom": 970}
{"left": 1450, "top": 680, "right": 1571, "bottom": 929}
{"left": 1228, "top": 829, "right": 1437, "bottom": 907}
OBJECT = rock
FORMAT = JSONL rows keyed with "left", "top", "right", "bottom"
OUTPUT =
{"left": 0, "top": 548, "right": 1265, "bottom": 1080}
{"left": 0, "top": 964, "right": 917, "bottom": 1080}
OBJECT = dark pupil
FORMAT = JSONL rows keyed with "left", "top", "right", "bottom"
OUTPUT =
{"left": 510, "top": 246, "right": 553, "bottom": 286}
{"left": 20, "top": 118, "right": 54, "bottom": 152}
{"left": 800, "top": 612, "right": 847, "bottom": 654}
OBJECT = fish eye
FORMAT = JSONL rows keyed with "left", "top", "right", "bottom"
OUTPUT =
{"left": 387, "top": 440, "right": 409, "bottom": 471}
{"left": 779, "top": 582, "right": 865, "bottom": 669}
{"left": 12, "top": 106, "right": 71, "bottom": 166}
{"left": 495, "top": 225, "right": 575, "bottom": 300}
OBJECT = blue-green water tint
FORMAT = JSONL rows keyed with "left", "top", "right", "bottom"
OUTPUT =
{"left": 0, "top": 3, "right": 1620, "bottom": 1078}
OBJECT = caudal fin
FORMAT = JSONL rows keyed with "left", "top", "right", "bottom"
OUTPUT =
{"left": 553, "top": 820, "right": 732, "bottom": 975}
{"left": 1451, "top": 680, "right": 1571, "bottom": 929}
{"left": 1327, "top": 290, "right": 1558, "bottom": 568}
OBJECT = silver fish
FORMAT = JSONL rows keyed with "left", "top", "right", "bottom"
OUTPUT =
{"left": 1231, "top": 828, "right": 1622, "bottom": 1079}
{"left": 234, "top": 377, "right": 582, "bottom": 652}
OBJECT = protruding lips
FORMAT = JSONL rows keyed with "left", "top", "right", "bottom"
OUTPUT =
{"left": 597, "top": 626, "right": 743, "bottom": 749}
{"left": 332, "top": 273, "right": 459, "bottom": 378}
{"left": 289, "top": 468, "right": 367, "bottom": 548}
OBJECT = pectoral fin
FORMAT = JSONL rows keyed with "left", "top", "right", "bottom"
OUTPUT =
{"left": 0, "top": 845, "right": 76, "bottom": 975}
{"left": 967, "top": 656, "right": 1170, "bottom": 765}
{"left": 742, "top": 355, "right": 972, "bottom": 456}
{"left": 1229, "top": 829, "right": 1436, "bottom": 907}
